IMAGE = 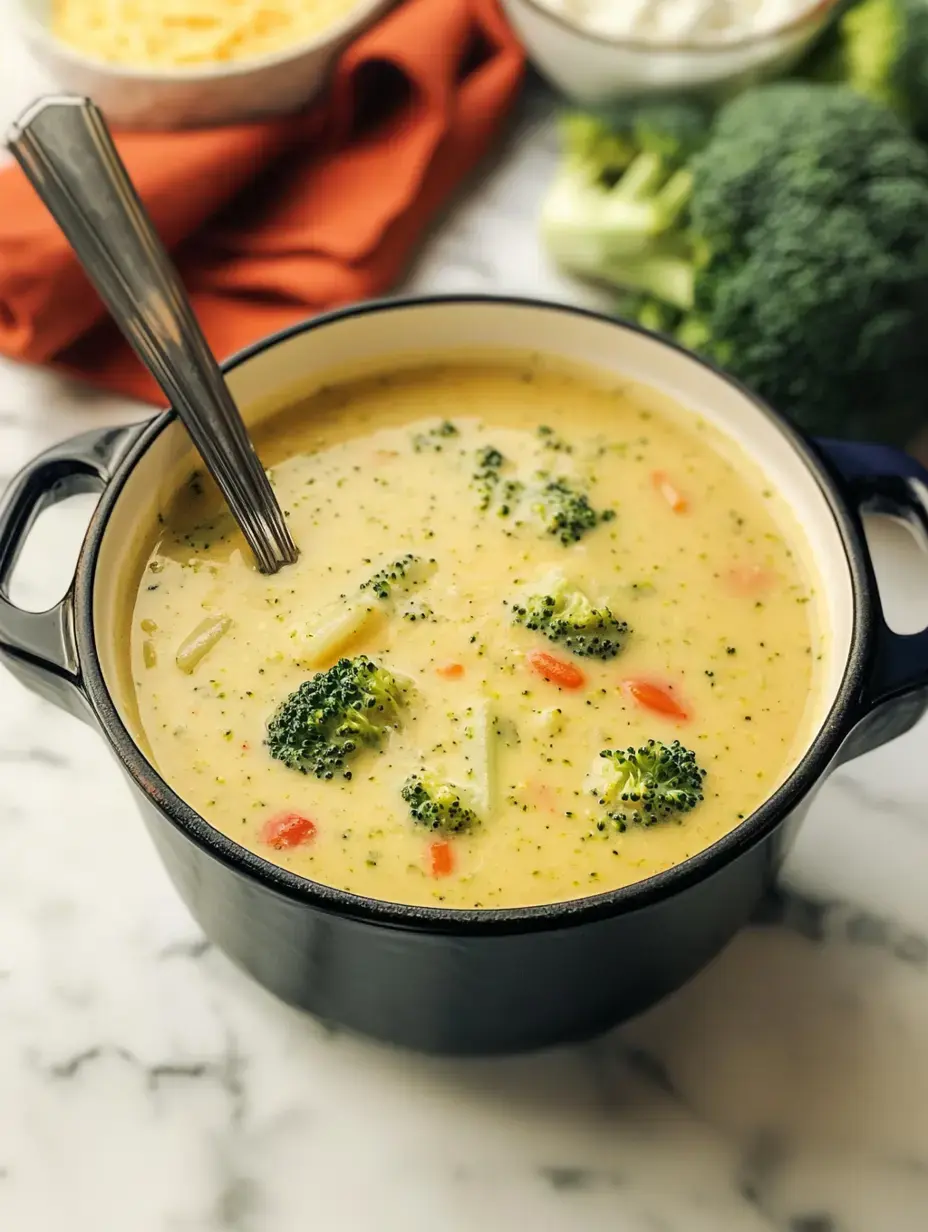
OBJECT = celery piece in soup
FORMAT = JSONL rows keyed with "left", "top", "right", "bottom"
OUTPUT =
{"left": 175, "top": 614, "right": 232, "bottom": 675}
{"left": 293, "top": 599, "right": 383, "bottom": 668}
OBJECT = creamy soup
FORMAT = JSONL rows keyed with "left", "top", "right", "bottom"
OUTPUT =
{"left": 128, "top": 358, "right": 825, "bottom": 909}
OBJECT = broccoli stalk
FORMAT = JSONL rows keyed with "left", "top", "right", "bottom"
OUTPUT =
{"left": 841, "top": 0, "right": 907, "bottom": 109}
{"left": 589, "top": 740, "right": 706, "bottom": 833}
{"left": 542, "top": 115, "right": 694, "bottom": 278}
{"left": 402, "top": 698, "right": 499, "bottom": 833}
{"left": 680, "top": 82, "right": 928, "bottom": 442}
{"left": 540, "top": 103, "right": 709, "bottom": 299}
{"left": 267, "top": 655, "right": 405, "bottom": 780}
{"left": 540, "top": 105, "right": 707, "bottom": 325}
{"left": 464, "top": 698, "right": 498, "bottom": 819}
{"left": 511, "top": 571, "right": 629, "bottom": 660}
{"left": 836, "top": 0, "right": 928, "bottom": 136}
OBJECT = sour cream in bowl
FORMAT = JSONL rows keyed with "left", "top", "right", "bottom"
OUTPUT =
{"left": 500, "top": 0, "right": 839, "bottom": 103}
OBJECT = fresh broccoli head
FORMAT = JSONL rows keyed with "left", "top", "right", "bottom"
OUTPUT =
{"left": 511, "top": 572, "right": 629, "bottom": 659}
{"left": 560, "top": 82, "right": 928, "bottom": 444}
{"left": 836, "top": 0, "right": 928, "bottom": 136}
{"left": 683, "top": 83, "right": 928, "bottom": 442}
{"left": 590, "top": 740, "right": 706, "bottom": 831}
{"left": 267, "top": 655, "right": 405, "bottom": 780}
{"left": 401, "top": 773, "right": 479, "bottom": 834}
{"left": 540, "top": 101, "right": 710, "bottom": 295}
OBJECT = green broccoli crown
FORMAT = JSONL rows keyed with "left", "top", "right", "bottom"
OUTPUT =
{"left": 684, "top": 82, "right": 928, "bottom": 441}
{"left": 593, "top": 740, "right": 706, "bottom": 831}
{"left": 545, "top": 79, "right": 928, "bottom": 443}
{"left": 472, "top": 448, "right": 613, "bottom": 542}
{"left": 359, "top": 554, "right": 436, "bottom": 601}
{"left": 530, "top": 476, "right": 615, "bottom": 545}
{"left": 401, "top": 772, "right": 478, "bottom": 834}
{"left": 611, "top": 97, "right": 713, "bottom": 164}
{"left": 613, "top": 82, "right": 928, "bottom": 443}
{"left": 267, "top": 655, "right": 404, "bottom": 780}
{"left": 511, "top": 574, "right": 629, "bottom": 659}
{"left": 689, "top": 81, "right": 928, "bottom": 245}
{"left": 558, "top": 109, "right": 637, "bottom": 171}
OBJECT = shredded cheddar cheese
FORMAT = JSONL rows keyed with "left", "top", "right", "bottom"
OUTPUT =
{"left": 50, "top": 0, "right": 368, "bottom": 68}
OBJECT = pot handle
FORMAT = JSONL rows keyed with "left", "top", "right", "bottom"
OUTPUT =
{"left": 0, "top": 422, "right": 144, "bottom": 716}
{"left": 817, "top": 437, "right": 928, "bottom": 757}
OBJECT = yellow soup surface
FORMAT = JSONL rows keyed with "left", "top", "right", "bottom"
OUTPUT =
{"left": 128, "top": 359, "right": 825, "bottom": 909}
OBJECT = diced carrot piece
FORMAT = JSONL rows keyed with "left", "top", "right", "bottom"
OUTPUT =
{"left": 428, "top": 840, "right": 455, "bottom": 877}
{"left": 527, "top": 782, "right": 559, "bottom": 814}
{"left": 261, "top": 812, "right": 317, "bottom": 850}
{"left": 622, "top": 678, "right": 689, "bottom": 721}
{"left": 527, "top": 650, "right": 586, "bottom": 690}
{"left": 725, "top": 564, "right": 777, "bottom": 597}
{"left": 436, "top": 662, "right": 465, "bottom": 679}
{"left": 652, "top": 470, "right": 688, "bottom": 513}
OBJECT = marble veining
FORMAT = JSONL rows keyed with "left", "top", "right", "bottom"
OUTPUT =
{"left": 2, "top": 20, "right": 928, "bottom": 1232}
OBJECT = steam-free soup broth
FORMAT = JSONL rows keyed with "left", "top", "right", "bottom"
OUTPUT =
{"left": 128, "top": 359, "right": 824, "bottom": 908}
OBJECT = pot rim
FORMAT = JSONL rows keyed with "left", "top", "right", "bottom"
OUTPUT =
{"left": 73, "top": 294, "right": 874, "bottom": 935}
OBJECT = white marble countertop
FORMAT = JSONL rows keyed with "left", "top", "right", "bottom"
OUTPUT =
{"left": 3, "top": 31, "right": 928, "bottom": 1232}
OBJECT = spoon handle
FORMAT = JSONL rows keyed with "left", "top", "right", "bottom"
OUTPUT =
{"left": 7, "top": 94, "right": 298, "bottom": 575}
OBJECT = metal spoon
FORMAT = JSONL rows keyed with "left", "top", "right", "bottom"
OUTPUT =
{"left": 6, "top": 94, "right": 298, "bottom": 575}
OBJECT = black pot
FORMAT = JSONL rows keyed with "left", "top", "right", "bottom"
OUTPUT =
{"left": 2, "top": 296, "right": 927, "bottom": 1056}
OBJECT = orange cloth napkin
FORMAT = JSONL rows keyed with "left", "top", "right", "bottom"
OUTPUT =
{"left": 0, "top": 0, "right": 524, "bottom": 402}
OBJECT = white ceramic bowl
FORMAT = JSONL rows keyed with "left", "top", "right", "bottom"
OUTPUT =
{"left": 499, "top": 0, "right": 839, "bottom": 104}
{"left": 15, "top": 0, "right": 396, "bottom": 129}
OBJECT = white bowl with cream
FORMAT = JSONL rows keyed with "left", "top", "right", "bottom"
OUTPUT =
{"left": 15, "top": 0, "right": 395, "bottom": 129}
{"left": 500, "top": 0, "right": 840, "bottom": 104}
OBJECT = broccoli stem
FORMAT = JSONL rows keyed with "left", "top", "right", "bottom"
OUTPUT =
{"left": 541, "top": 160, "right": 695, "bottom": 276}
{"left": 841, "top": 0, "right": 905, "bottom": 113}
{"left": 655, "top": 167, "right": 694, "bottom": 225}
{"left": 615, "top": 150, "right": 667, "bottom": 200}
{"left": 604, "top": 254, "right": 695, "bottom": 312}
{"left": 467, "top": 699, "right": 498, "bottom": 820}
{"left": 675, "top": 314, "right": 713, "bottom": 352}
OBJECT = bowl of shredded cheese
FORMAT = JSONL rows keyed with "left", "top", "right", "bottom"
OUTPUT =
{"left": 17, "top": 0, "right": 396, "bottom": 128}
{"left": 499, "top": 0, "right": 839, "bottom": 103}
